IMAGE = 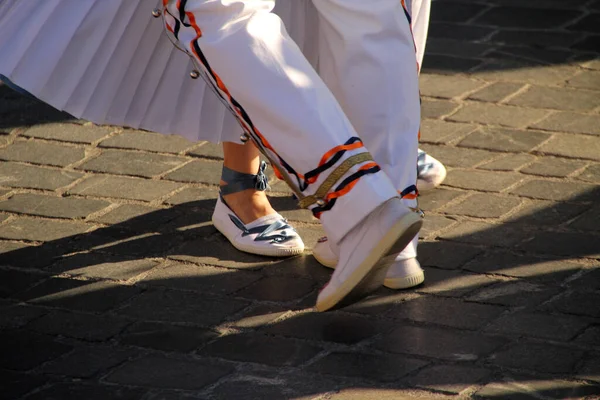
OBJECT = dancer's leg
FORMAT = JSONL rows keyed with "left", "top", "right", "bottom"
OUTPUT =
{"left": 163, "top": 0, "right": 422, "bottom": 310}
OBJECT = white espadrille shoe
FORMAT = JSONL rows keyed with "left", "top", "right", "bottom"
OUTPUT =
{"left": 315, "top": 198, "right": 423, "bottom": 312}
{"left": 313, "top": 233, "right": 424, "bottom": 290}
{"left": 417, "top": 149, "right": 447, "bottom": 192}
{"left": 212, "top": 162, "right": 304, "bottom": 257}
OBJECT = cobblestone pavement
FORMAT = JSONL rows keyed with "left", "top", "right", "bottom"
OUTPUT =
{"left": 1, "top": 1, "right": 600, "bottom": 399}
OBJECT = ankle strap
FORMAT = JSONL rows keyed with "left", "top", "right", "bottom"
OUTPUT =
{"left": 220, "top": 161, "right": 270, "bottom": 196}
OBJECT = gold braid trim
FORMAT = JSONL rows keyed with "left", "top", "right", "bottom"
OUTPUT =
{"left": 298, "top": 153, "right": 374, "bottom": 209}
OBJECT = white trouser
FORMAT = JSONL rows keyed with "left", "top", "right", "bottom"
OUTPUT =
{"left": 405, "top": 0, "right": 431, "bottom": 69}
{"left": 164, "top": 0, "right": 420, "bottom": 247}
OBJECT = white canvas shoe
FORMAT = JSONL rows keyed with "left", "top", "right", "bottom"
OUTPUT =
{"left": 212, "top": 162, "right": 304, "bottom": 257}
{"left": 313, "top": 235, "right": 424, "bottom": 290}
{"left": 316, "top": 198, "right": 423, "bottom": 312}
{"left": 417, "top": 149, "right": 447, "bottom": 192}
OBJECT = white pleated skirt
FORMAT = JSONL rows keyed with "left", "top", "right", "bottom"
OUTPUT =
{"left": 0, "top": 0, "right": 320, "bottom": 144}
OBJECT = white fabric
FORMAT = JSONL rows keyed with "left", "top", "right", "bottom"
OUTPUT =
{"left": 0, "top": 0, "right": 426, "bottom": 244}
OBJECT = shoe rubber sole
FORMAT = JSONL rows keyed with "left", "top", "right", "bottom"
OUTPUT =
{"left": 315, "top": 211, "right": 423, "bottom": 312}
{"left": 384, "top": 270, "right": 425, "bottom": 289}
{"left": 212, "top": 217, "right": 304, "bottom": 257}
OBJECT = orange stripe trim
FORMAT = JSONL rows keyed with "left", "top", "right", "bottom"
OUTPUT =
{"left": 323, "top": 162, "right": 379, "bottom": 202}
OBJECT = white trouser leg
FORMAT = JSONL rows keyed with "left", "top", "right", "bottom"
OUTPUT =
{"left": 405, "top": 0, "right": 431, "bottom": 69}
{"left": 164, "top": 0, "right": 399, "bottom": 243}
{"left": 311, "top": 0, "right": 421, "bottom": 259}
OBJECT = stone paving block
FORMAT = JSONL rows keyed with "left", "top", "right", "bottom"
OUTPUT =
{"left": 509, "top": 86, "right": 600, "bottom": 112}
{"left": 476, "top": 377, "right": 600, "bottom": 399}
{"left": 105, "top": 355, "right": 233, "bottom": 390}
{"left": 467, "top": 81, "right": 525, "bottom": 103}
{"left": 431, "top": 1, "right": 489, "bottom": 23}
{"left": 419, "top": 119, "right": 479, "bottom": 144}
{"left": 310, "top": 352, "right": 427, "bottom": 383}
{"left": 69, "top": 175, "right": 183, "bottom": 201}
{"left": 459, "top": 127, "right": 551, "bottom": 152}
{"left": 0, "top": 302, "right": 46, "bottom": 328}
{"left": 443, "top": 193, "right": 522, "bottom": 218}
{"left": 463, "top": 251, "right": 582, "bottom": 284}
{"left": 417, "top": 241, "right": 481, "bottom": 269}
{"left": 489, "top": 342, "right": 586, "bottom": 374}
{"left": 510, "top": 179, "right": 598, "bottom": 201}
{"left": 27, "top": 309, "right": 132, "bottom": 341}
{"left": 532, "top": 112, "right": 600, "bottom": 136}
{"left": 429, "top": 22, "right": 494, "bottom": 41}
{"left": 187, "top": 142, "right": 224, "bottom": 159}
{"left": 92, "top": 204, "right": 181, "bottom": 233}
{"left": 117, "top": 288, "right": 249, "bottom": 327}
{"left": 163, "top": 187, "right": 219, "bottom": 205}
{"left": 119, "top": 321, "right": 218, "bottom": 352}
{"left": 521, "top": 157, "right": 588, "bottom": 177}
{"left": 544, "top": 291, "right": 600, "bottom": 318}
{"left": 569, "top": 268, "right": 600, "bottom": 292}
{"left": 419, "top": 267, "right": 500, "bottom": 297}
{"left": 265, "top": 312, "right": 389, "bottom": 345}
{"left": 0, "top": 241, "right": 67, "bottom": 269}
{"left": 0, "top": 217, "right": 90, "bottom": 241}
{"left": 577, "top": 164, "right": 600, "bottom": 184}
{"left": 0, "top": 329, "right": 72, "bottom": 371}
{"left": 0, "top": 140, "right": 85, "bottom": 167}
{"left": 479, "top": 153, "right": 537, "bottom": 171}
{"left": 578, "top": 357, "right": 600, "bottom": 383}
{"left": 0, "top": 162, "right": 83, "bottom": 190}
{"left": 235, "top": 276, "right": 314, "bottom": 302}
{"left": 229, "top": 304, "right": 289, "bottom": 328}
{"left": 77, "top": 150, "right": 188, "bottom": 178}
{"left": 211, "top": 371, "right": 346, "bottom": 400}
{"left": 202, "top": 332, "right": 323, "bottom": 367}
{"left": 419, "top": 215, "right": 458, "bottom": 238}
{"left": 388, "top": 296, "right": 505, "bottom": 330}
{"left": 2, "top": 371, "right": 49, "bottom": 400}
{"left": 40, "top": 345, "right": 137, "bottom": 378}
{"left": 490, "top": 29, "right": 584, "bottom": 49}
{"left": 419, "top": 144, "right": 497, "bottom": 168}
{"left": 71, "top": 230, "right": 183, "bottom": 258}
{"left": 170, "top": 235, "right": 283, "bottom": 270}
{"left": 99, "top": 131, "right": 193, "bottom": 153}
{"left": 23, "top": 383, "right": 147, "bottom": 400}
{"left": 141, "top": 262, "right": 262, "bottom": 295}
{"left": 406, "top": 364, "right": 491, "bottom": 394}
{"left": 538, "top": 133, "right": 600, "bottom": 160}
{"left": 490, "top": 46, "right": 573, "bottom": 65}
{"left": 0, "top": 193, "right": 110, "bottom": 219}
{"left": 567, "top": 12, "right": 600, "bottom": 32}
{"left": 0, "top": 268, "right": 47, "bottom": 298}
{"left": 574, "top": 35, "right": 600, "bottom": 52}
{"left": 425, "top": 39, "right": 490, "bottom": 59}
{"left": 472, "top": 62, "right": 579, "bottom": 85}
{"left": 419, "top": 74, "right": 486, "bottom": 99}
{"left": 373, "top": 325, "right": 505, "bottom": 361}
{"left": 468, "top": 281, "right": 561, "bottom": 307}
{"left": 418, "top": 188, "right": 466, "bottom": 211}
{"left": 21, "top": 123, "right": 112, "bottom": 143}
{"left": 19, "top": 277, "right": 142, "bottom": 312}
{"left": 444, "top": 169, "right": 525, "bottom": 192}
{"left": 448, "top": 102, "right": 550, "bottom": 129}
{"left": 566, "top": 70, "right": 600, "bottom": 91}
{"left": 329, "top": 388, "right": 450, "bottom": 400}
{"left": 507, "top": 200, "right": 589, "bottom": 227}
{"left": 486, "top": 311, "right": 590, "bottom": 341}
{"left": 439, "top": 220, "right": 533, "bottom": 247}
{"left": 163, "top": 159, "right": 222, "bottom": 184}
{"left": 421, "top": 98, "right": 461, "bottom": 119}
{"left": 474, "top": 7, "right": 581, "bottom": 28}
{"left": 575, "top": 325, "right": 600, "bottom": 345}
